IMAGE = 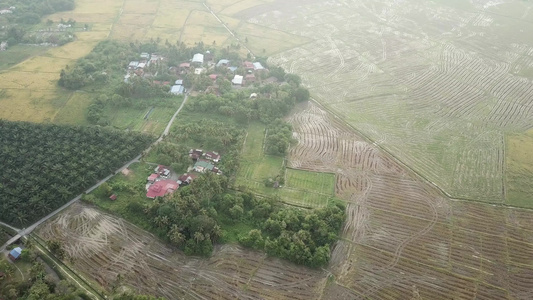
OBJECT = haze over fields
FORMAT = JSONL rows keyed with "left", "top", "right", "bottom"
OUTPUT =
{"left": 2, "top": 0, "right": 533, "bottom": 299}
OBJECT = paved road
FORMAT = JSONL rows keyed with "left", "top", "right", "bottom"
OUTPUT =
{"left": 0, "top": 94, "right": 189, "bottom": 252}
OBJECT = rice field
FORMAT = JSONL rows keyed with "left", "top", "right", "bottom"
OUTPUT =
{"left": 262, "top": 0, "right": 533, "bottom": 204}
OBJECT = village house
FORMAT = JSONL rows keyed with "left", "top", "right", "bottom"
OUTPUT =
{"left": 245, "top": 74, "right": 256, "bottom": 85}
{"left": 253, "top": 62, "right": 265, "bottom": 71}
{"left": 189, "top": 149, "right": 203, "bottom": 160}
{"left": 193, "top": 160, "right": 215, "bottom": 173}
{"left": 177, "top": 173, "right": 197, "bottom": 186}
{"left": 232, "top": 75, "right": 243, "bottom": 86}
{"left": 146, "top": 180, "right": 179, "bottom": 199}
{"left": 128, "top": 61, "right": 139, "bottom": 70}
{"left": 149, "top": 54, "right": 163, "bottom": 65}
{"left": 243, "top": 61, "right": 254, "bottom": 70}
{"left": 8, "top": 247, "right": 22, "bottom": 261}
{"left": 140, "top": 52, "right": 150, "bottom": 60}
{"left": 170, "top": 85, "right": 185, "bottom": 95}
{"left": 204, "top": 151, "right": 221, "bottom": 162}
{"left": 154, "top": 165, "right": 171, "bottom": 177}
{"left": 217, "top": 59, "right": 230, "bottom": 67}
{"left": 192, "top": 53, "right": 204, "bottom": 65}
{"left": 147, "top": 173, "right": 159, "bottom": 183}
{"left": 194, "top": 68, "right": 205, "bottom": 75}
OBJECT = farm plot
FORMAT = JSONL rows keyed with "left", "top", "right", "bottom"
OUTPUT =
{"left": 286, "top": 101, "right": 533, "bottom": 299}
{"left": 260, "top": 0, "right": 533, "bottom": 203}
{"left": 37, "top": 203, "right": 326, "bottom": 300}
{"left": 236, "top": 122, "right": 335, "bottom": 208}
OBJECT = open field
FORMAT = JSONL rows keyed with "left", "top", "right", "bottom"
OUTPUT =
{"left": 37, "top": 202, "right": 326, "bottom": 299}
{"left": 287, "top": 102, "right": 533, "bottom": 299}
{"left": 506, "top": 129, "right": 533, "bottom": 207}
{"left": 0, "top": 45, "right": 51, "bottom": 71}
{"left": 256, "top": 0, "right": 533, "bottom": 204}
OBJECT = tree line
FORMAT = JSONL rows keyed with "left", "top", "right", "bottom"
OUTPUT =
{"left": 0, "top": 120, "right": 153, "bottom": 226}
{"left": 142, "top": 174, "right": 344, "bottom": 267}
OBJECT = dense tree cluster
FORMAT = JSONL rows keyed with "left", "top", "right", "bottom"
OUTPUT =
{"left": 165, "top": 121, "right": 245, "bottom": 175}
{"left": 0, "top": 0, "right": 74, "bottom": 24}
{"left": 238, "top": 204, "right": 345, "bottom": 268}
{"left": 58, "top": 40, "right": 138, "bottom": 90}
{"left": 264, "top": 119, "right": 293, "bottom": 156}
{"left": 0, "top": 120, "right": 154, "bottom": 226}
{"left": 0, "top": 255, "right": 86, "bottom": 300}
{"left": 144, "top": 172, "right": 228, "bottom": 256}
{"left": 143, "top": 179, "right": 344, "bottom": 267}
{"left": 186, "top": 82, "right": 303, "bottom": 124}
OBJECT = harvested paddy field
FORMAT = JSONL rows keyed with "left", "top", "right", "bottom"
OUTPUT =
{"left": 289, "top": 102, "right": 533, "bottom": 299}
{"left": 37, "top": 203, "right": 326, "bottom": 300}
{"left": 38, "top": 102, "right": 533, "bottom": 299}
{"left": 255, "top": 0, "right": 533, "bottom": 204}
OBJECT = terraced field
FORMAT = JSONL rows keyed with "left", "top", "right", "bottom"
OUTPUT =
{"left": 256, "top": 0, "right": 533, "bottom": 204}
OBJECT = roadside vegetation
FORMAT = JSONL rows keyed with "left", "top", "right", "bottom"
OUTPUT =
{"left": 0, "top": 120, "right": 153, "bottom": 226}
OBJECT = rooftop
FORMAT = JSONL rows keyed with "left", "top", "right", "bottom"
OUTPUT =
{"left": 232, "top": 75, "right": 243, "bottom": 85}
{"left": 192, "top": 53, "right": 204, "bottom": 63}
{"left": 146, "top": 180, "right": 179, "bottom": 199}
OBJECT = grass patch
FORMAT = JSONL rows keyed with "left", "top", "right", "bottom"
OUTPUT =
{"left": 506, "top": 129, "right": 533, "bottom": 207}
{"left": 236, "top": 123, "right": 334, "bottom": 208}
{"left": 105, "top": 100, "right": 182, "bottom": 135}
{"left": 0, "top": 45, "right": 50, "bottom": 71}
{"left": 53, "top": 92, "right": 91, "bottom": 125}
{"left": 218, "top": 216, "right": 255, "bottom": 243}
{"left": 86, "top": 162, "right": 156, "bottom": 231}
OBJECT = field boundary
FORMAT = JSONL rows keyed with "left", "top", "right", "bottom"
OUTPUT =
{"left": 30, "top": 234, "right": 106, "bottom": 300}
{"left": 309, "top": 98, "right": 533, "bottom": 211}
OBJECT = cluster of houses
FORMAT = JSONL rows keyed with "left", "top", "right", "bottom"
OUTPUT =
{"left": 123, "top": 50, "right": 270, "bottom": 96}
{"left": 144, "top": 149, "right": 221, "bottom": 199}
{"left": 124, "top": 52, "right": 164, "bottom": 83}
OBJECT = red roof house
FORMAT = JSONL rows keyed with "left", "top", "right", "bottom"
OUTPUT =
{"left": 109, "top": 194, "right": 117, "bottom": 201}
{"left": 179, "top": 62, "right": 191, "bottom": 68}
{"left": 146, "top": 180, "right": 179, "bottom": 199}
{"left": 209, "top": 74, "right": 218, "bottom": 81}
{"left": 245, "top": 74, "right": 256, "bottom": 84}
{"left": 147, "top": 173, "right": 159, "bottom": 183}
{"left": 243, "top": 61, "right": 254, "bottom": 70}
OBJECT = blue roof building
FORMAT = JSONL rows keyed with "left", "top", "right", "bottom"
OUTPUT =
{"left": 8, "top": 247, "right": 22, "bottom": 261}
